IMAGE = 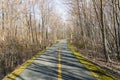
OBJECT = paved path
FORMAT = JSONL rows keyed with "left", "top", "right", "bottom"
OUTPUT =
{"left": 15, "top": 40, "right": 96, "bottom": 80}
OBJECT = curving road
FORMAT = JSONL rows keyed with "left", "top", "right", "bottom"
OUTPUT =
{"left": 15, "top": 40, "right": 96, "bottom": 80}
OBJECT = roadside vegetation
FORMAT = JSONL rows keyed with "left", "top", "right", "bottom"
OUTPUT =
{"left": 65, "top": 0, "right": 120, "bottom": 78}
{"left": 0, "top": 0, "right": 65, "bottom": 79}
{"left": 69, "top": 44, "right": 119, "bottom": 80}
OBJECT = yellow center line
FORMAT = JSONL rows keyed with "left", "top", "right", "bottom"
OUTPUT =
{"left": 58, "top": 48, "right": 62, "bottom": 80}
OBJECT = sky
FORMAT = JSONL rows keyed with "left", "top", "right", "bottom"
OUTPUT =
{"left": 30, "top": 0, "right": 68, "bottom": 23}
{"left": 54, "top": 0, "right": 91, "bottom": 22}
{"left": 29, "top": 0, "right": 91, "bottom": 23}
{"left": 54, "top": 0, "right": 68, "bottom": 22}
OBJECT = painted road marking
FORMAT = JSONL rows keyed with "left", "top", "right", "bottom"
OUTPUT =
{"left": 58, "top": 48, "right": 62, "bottom": 80}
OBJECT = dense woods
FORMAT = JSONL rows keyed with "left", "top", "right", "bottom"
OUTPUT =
{"left": 0, "top": 0, "right": 66, "bottom": 79}
{"left": 66, "top": 0, "right": 120, "bottom": 76}
{"left": 0, "top": 0, "right": 120, "bottom": 79}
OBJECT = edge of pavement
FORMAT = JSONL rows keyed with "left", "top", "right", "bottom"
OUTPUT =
{"left": 68, "top": 43, "right": 119, "bottom": 80}
{"left": 3, "top": 41, "right": 60, "bottom": 80}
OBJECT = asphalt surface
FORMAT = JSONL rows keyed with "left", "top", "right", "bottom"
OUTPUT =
{"left": 15, "top": 40, "right": 96, "bottom": 80}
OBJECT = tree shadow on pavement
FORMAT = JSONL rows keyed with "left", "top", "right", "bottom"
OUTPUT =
{"left": 13, "top": 50, "right": 59, "bottom": 80}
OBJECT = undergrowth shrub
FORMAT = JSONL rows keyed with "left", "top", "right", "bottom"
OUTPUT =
{"left": 72, "top": 39, "right": 88, "bottom": 49}
{"left": 0, "top": 36, "right": 43, "bottom": 79}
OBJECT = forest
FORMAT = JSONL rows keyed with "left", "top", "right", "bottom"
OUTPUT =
{"left": 66, "top": 0, "right": 120, "bottom": 78}
{"left": 0, "top": 0, "right": 120, "bottom": 79}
